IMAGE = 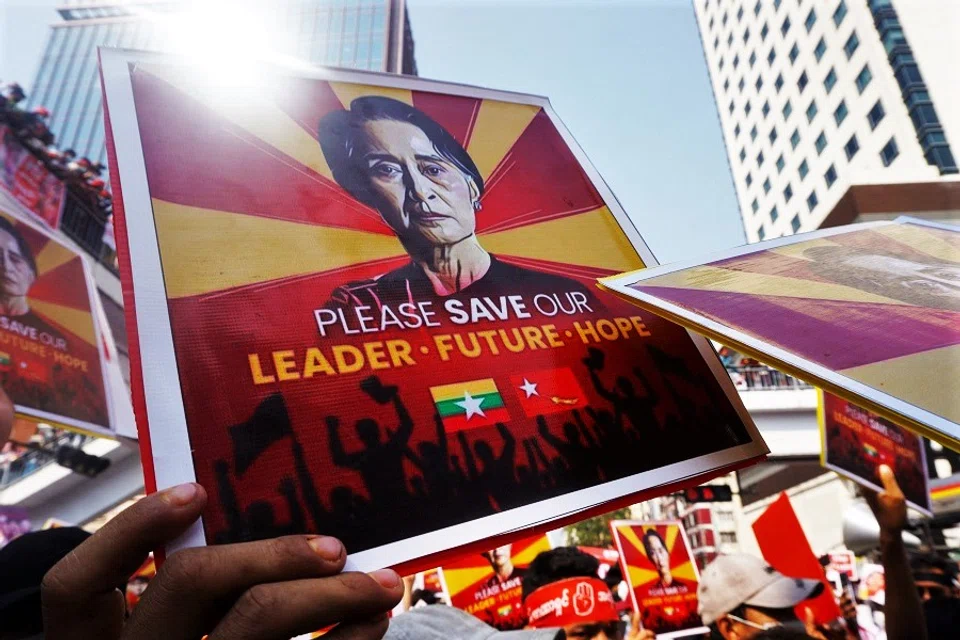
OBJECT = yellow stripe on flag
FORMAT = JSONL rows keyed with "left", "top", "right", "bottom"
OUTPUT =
{"left": 511, "top": 537, "right": 553, "bottom": 566}
{"left": 152, "top": 199, "right": 404, "bottom": 298}
{"left": 442, "top": 566, "right": 496, "bottom": 597}
{"left": 875, "top": 224, "right": 960, "bottom": 263}
{"left": 466, "top": 100, "right": 540, "bottom": 180}
{"left": 429, "top": 378, "right": 498, "bottom": 403}
{"left": 34, "top": 241, "right": 78, "bottom": 276}
{"left": 664, "top": 525, "right": 678, "bottom": 553}
{"left": 617, "top": 524, "right": 649, "bottom": 559}
{"left": 482, "top": 206, "right": 644, "bottom": 273}
{"left": 628, "top": 565, "right": 659, "bottom": 589}
{"left": 672, "top": 560, "right": 698, "bottom": 582}
{"left": 29, "top": 300, "right": 96, "bottom": 346}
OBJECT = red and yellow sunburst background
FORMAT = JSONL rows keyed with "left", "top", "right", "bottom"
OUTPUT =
{"left": 440, "top": 534, "right": 551, "bottom": 630}
{"left": 123, "top": 64, "right": 751, "bottom": 551}
{"left": 0, "top": 208, "right": 107, "bottom": 430}
{"left": 611, "top": 521, "right": 704, "bottom": 635}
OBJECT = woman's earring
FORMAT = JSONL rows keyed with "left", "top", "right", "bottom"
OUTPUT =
{"left": 473, "top": 200, "right": 483, "bottom": 211}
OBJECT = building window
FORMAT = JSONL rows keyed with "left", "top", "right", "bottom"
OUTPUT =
{"left": 856, "top": 65, "right": 873, "bottom": 93}
{"left": 734, "top": 123, "right": 741, "bottom": 137}
{"left": 728, "top": 33, "right": 734, "bottom": 46}
{"left": 719, "top": 56, "right": 726, "bottom": 71}
{"left": 722, "top": 11, "right": 728, "bottom": 26}
{"left": 740, "top": 148, "right": 747, "bottom": 162}
{"left": 724, "top": 78, "right": 730, "bottom": 93}
{"left": 769, "top": 127, "right": 778, "bottom": 144}
{"left": 815, "top": 132, "right": 828, "bottom": 155}
{"left": 867, "top": 100, "right": 886, "bottom": 129}
{"left": 844, "top": 134, "right": 860, "bottom": 160}
{"left": 844, "top": 32, "right": 860, "bottom": 59}
{"left": 745, "top": 100, "right": 752, "bottom": 115}
{"left": 763, "top": 178, "right": 771, "bottom": 194}
{"left": 729, "top": 100, "right": 736, "bottom": 114}
{"left": 755, "top": 76, "right": 763, "bottom": 91}
{"left": 758, "top": 226, "right": 766, "bottom": 240}
{"left": 806, "top": 190, "right": 818, "bottom": 212}
{"left": 749, "top": 51, "right": 757, "bottom": 68}
{"left": 805, "top": 8, "right": 817, "bottom": 33}
{"left": 881, "top": 137, "right": 900, "bottom": 166}
{"left": 752, "top": 199, "right": 759, "bottom": 213}
{"left": 743, "top": 27, "right": 750, "bottom": 43}
{"left": 714, "top": 36, "right": 720, "bottom": 50}
{"left": 814, "top": 38, "right": 827, "bottom": 61}
{"left": 767, "top": 48, "right": 776, "bottom": 64}
{"left": 784, "top": 184, "right": 793, "bottom": 202}
{"left": 790, "top": 129, "right": 801, "bottom": 149}
{"left": 746, "top": 171, "right": 753, "bottom": 186}
{"left": 797, "top": 71, "right": 808, "bottom": 92}
{"left": 774, "top": 0, "right": 782, "bottom": 9}
{"left": 789, "top": 43, "right": 800, "bottom": 63}
{"left": 791, "top": 215, "right": 801, "bottom": 232}
{"left": 757, "top": 151, "right": 765, "bottom": 167}
{"left": 720, "top": 532, "right": 738, "bottom": 544}
{"left": 776, "top": 155, "right": 785, "bottom": 173}
{"left": 737, "top": 6, "right": 744, "bottom": 21}
{"left": 733, "top": 54, "right": 740, "bottom": 69}
{"left": 781, "top": 16, "right": 791, "bottom": 36}
{"left": 754, "top": 1, "right": 762, "bottom": 16}
{"left": 799, "top": 159, "right": 809, "bottom": 179}
{"left": 770, "top": 205, "right": 778, "bottom": 221}
{"left": 834, "top": 101, "right": 848, "bottom": 125}
{"left": 783, "top": 100, "right": 792, "bottom": 119}
{"left": 806, "top": 100, "right": 818, "bottom": 123}
{"left": 762, "top": 100, "right": 770, "bottom": 118}
{"left": 825, "top": 164, "right": 837, "bottom": 188}
{"left": 750, "top": 125, "right": 758, "bottom": 141}
{"left": 739, "top": 77, "right": 746, "bottom": 92}
{"left": 774, "top": 74, "right": 784, "bottom": 92}
{"left": 824, "top": 68, "right": 837, "bottom": 93}
{"left": 761, "top": 23, "right": 769, "bottom": 41}
{"left": 833, "top": 1, "right": 847, "bottom": 27}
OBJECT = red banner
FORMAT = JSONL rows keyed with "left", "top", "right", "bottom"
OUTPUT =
{"left": 0, "top": 125, "right": 64, "bottom": 229}
{"left": 752, "top": 493, "right": 841, "bottom": 625}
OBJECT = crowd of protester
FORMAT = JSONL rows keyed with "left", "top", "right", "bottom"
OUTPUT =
{"left": 0, "top": 82, "right": 113, "bottom": 217}
{"left": 0, "top": 382, "right": 958, "bottom": 640}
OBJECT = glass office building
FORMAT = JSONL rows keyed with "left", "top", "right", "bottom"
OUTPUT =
{"left": 28, "top": 0, "right": 417, "bottom": 169}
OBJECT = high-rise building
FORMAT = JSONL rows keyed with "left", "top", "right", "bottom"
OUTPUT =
{"left": 694, "top": 0, "right": 959, "bottom": 241}
{"left": 28, "top": 0, "right": 417, "bottom": 171}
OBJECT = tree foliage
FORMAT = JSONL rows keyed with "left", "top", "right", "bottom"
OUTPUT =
{"left": 564, "top": 507, "right": 632, "bottom": 547}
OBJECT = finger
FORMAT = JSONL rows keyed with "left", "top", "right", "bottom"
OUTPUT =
{"left": 206, "top": 570, "right": 403, "bottom": 640}
{"left": 304, "top": 615, "right": 389, "bottom": 640}
{"left": 42, "top": 483, "right": 207, "bottom": 640}
{"left": 878, "top": 464, "right": 904, "bottom": 498}
{"left": 0, "top": 384, "right": 14, "bottom": 444}
{"left": 125, "top": 534, "right": 348, "bottom": 639}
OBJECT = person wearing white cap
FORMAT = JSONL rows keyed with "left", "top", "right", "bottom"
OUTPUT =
{"left": 697, "top": 553, "right": 826, "bottom": 639}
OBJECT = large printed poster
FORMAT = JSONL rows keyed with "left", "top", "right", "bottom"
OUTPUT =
{"left": 610, "top": 520, "right": 707, "bottom": 638}
{"left": 601, "top": 218, "right": 960, "bottom": 449}
{"left": 819, "top": 391, "right": 931, "bottom": 515}
{"left": 102, "top": 50, "right": 765, "bottom": 569}
{"left": 0, "top": 125, "right": 65, "bottom": 229}
{"left": 0, "top": 204, "right": 112, "bottom": 434}
{"left": 440, "top": 534, "right": 551, "bottom": 630}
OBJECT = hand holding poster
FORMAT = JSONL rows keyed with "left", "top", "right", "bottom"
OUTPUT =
{"left": 600, "top": 217, "right": 960, "bottom": 449}
{"left": 101, "top": 49, "right": 765, "bottom": 570}
{"left": 610, "top": 520, "right": 707, "bottom": 638}
{"left": 819, "top": 390, "right": 932, "bottom": 515}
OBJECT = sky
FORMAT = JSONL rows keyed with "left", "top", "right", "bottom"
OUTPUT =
{"left": 0, "top": 0, "right": 746, "bottom": 264}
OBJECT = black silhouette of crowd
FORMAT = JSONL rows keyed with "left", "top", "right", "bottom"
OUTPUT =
{"left": 1, "top": 82, "right": 113, "bottom": 216}
{"left": 212, "top": 344, "right": 751, "bottom": 552}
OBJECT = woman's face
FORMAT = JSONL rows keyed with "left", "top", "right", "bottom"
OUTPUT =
{"left": 647, "top": 536, "right": 671, "bottom": 579}
{"left": 842, "top": 254, "right": 960, "bottom": 310}
{"left": 0, "top": 229, "right": 34, "bottom": 298}
{"left": 357, "top": 119, "right": 478, "bottom": 248}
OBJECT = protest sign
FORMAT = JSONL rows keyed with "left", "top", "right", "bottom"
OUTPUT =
{"left": 0, "top": 506, "right": 30, "bottom": 547}
{"left": 610, "top": 520, "right": 706, "bottom": 638}
{"left": 439, "top": 534, "right": 551, "bottom": 630}
{"left": 0, "top": 124, "right": 64, "bottom": 229}
{"left": 0, "top": 203, "right": 118, "bottom": 436}
{"left": 819, "top": 391, "right": 931, "bottom": 515}
{"left": 601, "top": 217, "right": 960, "bottom": 450}
{"left": 101, "top": 49, "right": 766, "bottom": 570}
{"left": 752, "top": 493, "right": 841, "bottom": 625}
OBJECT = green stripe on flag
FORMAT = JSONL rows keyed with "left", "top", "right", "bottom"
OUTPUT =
{"left": 434, "top": 392, "right": 504, "bottom": 418}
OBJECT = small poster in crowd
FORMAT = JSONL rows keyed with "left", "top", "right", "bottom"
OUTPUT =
{"left": 0, "top": 203, "right": 121, "bottom": 437}
{"left": 0, "top": 506, "right": 31, "bottom": 548}
{"left": 600, "top": 217, "right": 960, "bottom": 451}
{"left": 100, "top": 48, "right": 765, "bottom": 570}
{"left": 819, "top": 391, "right": 932, "bottom": 515}
{"left": 439, "top": 534, "right": 551, "bottom": 630}
{"left": 0, "top": 125, "right": 65, "bottom": 229}
{"left": 610, "top": 520, "right": 707, "bottom": 638}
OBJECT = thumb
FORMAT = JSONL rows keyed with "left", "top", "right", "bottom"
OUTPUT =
{"left": 878, "top": 464, "right": 903, "bottom": 498}
{"left": 804, "top": 607, "right": 817, "bottom": 631}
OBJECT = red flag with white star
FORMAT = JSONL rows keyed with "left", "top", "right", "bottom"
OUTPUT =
{"left": 509, "top": 367, "right": 585, "bottom": 417}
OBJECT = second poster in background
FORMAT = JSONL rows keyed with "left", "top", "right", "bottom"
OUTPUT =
{"left": 610, "top": 520, "right": 707, "bottom": 638}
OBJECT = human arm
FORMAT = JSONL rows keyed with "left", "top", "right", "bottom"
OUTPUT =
{"left": 41, "top": 483, "right": 402, "bottom": 640}
{"left": 864, "top": 464, "right": 927, "bottom": 640}
{"left": 326, "top": 416, "right": 357, "bottom": 468}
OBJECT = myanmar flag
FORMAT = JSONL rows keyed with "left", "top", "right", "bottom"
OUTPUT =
{"left": 19, "top": 357, "right": 49, "bottom": 383}
{"left": 429, "top": 378, "right": 509, "bottom": 433}
{"left": 509, "top": 367, "right": 586, "bottom": 418}
{"left": 863, "top": 444, "right": 879, "bottom": 458}
{"left": 0, "top": 352, "right": 10, "bottom": 371}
